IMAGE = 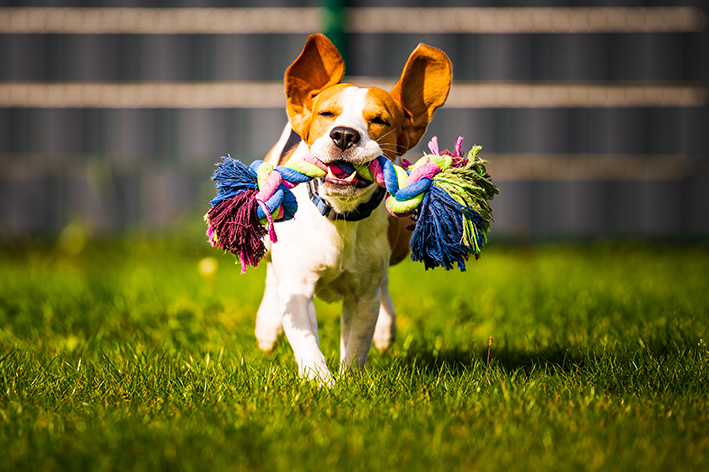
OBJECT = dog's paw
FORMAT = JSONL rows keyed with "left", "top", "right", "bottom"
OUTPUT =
{"left": 255, "top": 323, "right": 283, "bottom": 352}
{"left": 302, "top": 365, "right": 335, "bottom": 388}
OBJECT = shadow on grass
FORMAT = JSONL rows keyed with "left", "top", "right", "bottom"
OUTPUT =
{"left": 390, "top": 326, "right": 704, "bottom": 379}
{"left": 391, "top": 343, "right": 583, "bottom": 377}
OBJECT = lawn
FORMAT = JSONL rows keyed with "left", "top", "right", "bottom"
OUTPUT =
{"left": 0, "top": 237, "right": 708, "bottom": 471}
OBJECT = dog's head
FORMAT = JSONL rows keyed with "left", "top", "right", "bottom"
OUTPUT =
{"left": 285, "top": 34, "right": 452, "bottom": 208}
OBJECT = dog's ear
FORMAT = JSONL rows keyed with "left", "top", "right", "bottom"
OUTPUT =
{"left": 390, "top": 44, "right": 452, "bottom": 152}
{"left": 285, "top": 33, "right": 345, "bottom": 140}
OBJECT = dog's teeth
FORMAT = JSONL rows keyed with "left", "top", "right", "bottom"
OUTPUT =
{"left": 327, "top": 167, "right": 336, "bottom": 179}
{"left": 344, "top": 171, "right": 357, "bottom": 182}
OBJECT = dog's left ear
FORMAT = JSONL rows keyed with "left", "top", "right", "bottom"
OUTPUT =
{"left": 390, "top": 44, "right": 452, "bottom": 153}
{"left": 285, "top": 33, "right": 345, "bottom": 140}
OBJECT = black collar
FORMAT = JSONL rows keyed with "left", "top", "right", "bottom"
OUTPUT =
{"left": 306, "top": 179, "right": 387, "bottom": 221}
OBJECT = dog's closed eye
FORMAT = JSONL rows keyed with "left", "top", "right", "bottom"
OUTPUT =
{"left": 370, "top": 116, "right": 390, "bottom": 126}
{"left": 318, "top": 111, "right": 335, "bottom": 117}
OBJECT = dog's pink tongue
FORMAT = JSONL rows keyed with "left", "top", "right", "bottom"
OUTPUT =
{"left": 327, "top": 163, "right": 351, "bottom": 179}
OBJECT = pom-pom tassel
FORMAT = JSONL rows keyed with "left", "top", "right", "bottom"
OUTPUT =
{"left": 409, "top": 144, "right": 498, "bottom": 271}
{"left": 206, "top": 189, "right": 268, "bottom": 274}
{"left": 410, "top": 186, "right": 481, "bottom": 271}
{"left": 431, "top": 146, "right": 497, "bottom": 256}
{"left": 210, "top": 156, "right": 259, "bottom": 206}
{"left": 206, "top": 156, "right": 273, "bottom": 273}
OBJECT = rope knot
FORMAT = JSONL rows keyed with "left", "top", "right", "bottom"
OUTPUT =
{"left": 205, "top": 136, "right": 498, "bottom": 272}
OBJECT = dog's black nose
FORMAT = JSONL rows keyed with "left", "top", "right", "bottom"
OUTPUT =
{"left": 330, "top": 126, "right": 361, "bottom": 151}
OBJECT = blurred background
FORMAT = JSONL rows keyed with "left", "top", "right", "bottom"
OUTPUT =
{"left": 1, "top": 0, "right": 707, "bottom": 242}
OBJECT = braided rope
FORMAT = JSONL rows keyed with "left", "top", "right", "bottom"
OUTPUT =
{"left": 206, "top": 136, "right": 498, "bottom": 271}
{"left": 250, "top": 137, "right": 459, "bottom": 221}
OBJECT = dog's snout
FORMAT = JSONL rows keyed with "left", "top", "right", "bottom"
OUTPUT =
{"left": 330, "top": 127, "right": 361, "bottom": 151}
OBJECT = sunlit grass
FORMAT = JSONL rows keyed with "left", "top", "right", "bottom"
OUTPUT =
{"left": 1, "top": 238, "right": 708, "bottom": 471}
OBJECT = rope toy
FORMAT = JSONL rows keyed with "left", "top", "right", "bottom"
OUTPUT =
{"left": 205, "top": 137, "right": 498, "bottom": 272}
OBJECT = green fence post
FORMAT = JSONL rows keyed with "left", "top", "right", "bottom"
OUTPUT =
{"left": 321, "top": 0, "right": 349, "bottom": 67}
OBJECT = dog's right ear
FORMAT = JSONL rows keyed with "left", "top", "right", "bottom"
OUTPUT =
{"left": 285, "top": 33, "right": 345, "bottom": 140}
{"left": 390, "top": 44, "right": 452, "bottom": 153}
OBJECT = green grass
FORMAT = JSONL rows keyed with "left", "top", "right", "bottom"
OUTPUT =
{"left": 1, "top": 238, "right": 708, "bottom": 471}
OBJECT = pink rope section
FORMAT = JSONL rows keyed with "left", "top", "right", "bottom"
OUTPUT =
{"left": 256, "top": 199, "right": 278, "bottom": 246}
{"left": 406, "top": 161, "right": 441, "bottom": 186}
{"left": 255, "top": 169, "right": 283, "bottom": 202}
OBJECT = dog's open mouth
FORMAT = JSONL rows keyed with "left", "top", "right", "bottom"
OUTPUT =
{"left": 322, "top": 160, "right": 372, "bottom": 189}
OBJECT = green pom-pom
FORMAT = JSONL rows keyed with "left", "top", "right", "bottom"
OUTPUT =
{"left": 432, "top": 146, "right": 498, "bottom": 254}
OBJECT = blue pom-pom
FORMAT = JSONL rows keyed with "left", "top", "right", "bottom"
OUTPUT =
{"left": 409, "top": 185, "right": 482, "bottom": 271}
{"left": 210, "top": 156, "right": 258, "bottom": 207}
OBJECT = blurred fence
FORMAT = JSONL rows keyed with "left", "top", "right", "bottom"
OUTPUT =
{"left": 1, "top": 1, "right": 708, "bottom": 239}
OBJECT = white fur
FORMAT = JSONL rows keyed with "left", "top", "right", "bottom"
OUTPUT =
{"left": 309, "top": 87, "right": 382, "bottom": 166}
{"left": 255, "top": 87, "right": 395, "bottom": 385}
{"left": 251, "top": 35, "right": 452, "bottom": 386}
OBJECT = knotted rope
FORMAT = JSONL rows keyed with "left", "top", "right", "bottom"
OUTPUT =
{"left": 206, "top": 137, "right": 498, "bottom": 272}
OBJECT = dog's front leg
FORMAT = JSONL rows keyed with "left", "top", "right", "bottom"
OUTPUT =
{"left": 340, "top": 290, "right": 382, "bottom": 371}
{"left": 277, "top": 282, "right": 333, "bottom": 385}
{"left": 255, "top": 262, "right": 283, "bottom": 352}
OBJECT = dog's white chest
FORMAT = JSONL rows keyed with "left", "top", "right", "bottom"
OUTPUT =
{"left": 270, "top": 185, "right": 390, "bottom": 302}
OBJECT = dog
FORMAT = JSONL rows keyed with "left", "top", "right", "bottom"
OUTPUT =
{"left": 254, "top": 33, "right": 452, "bottom": 384}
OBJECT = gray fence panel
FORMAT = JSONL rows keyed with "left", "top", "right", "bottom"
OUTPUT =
{"left": 0, "top": 2, "right": 707, "bottom": 239}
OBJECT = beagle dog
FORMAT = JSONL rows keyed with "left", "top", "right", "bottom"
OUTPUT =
{"left": 254, "top": 33, "right": 452, "bottom": 384}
